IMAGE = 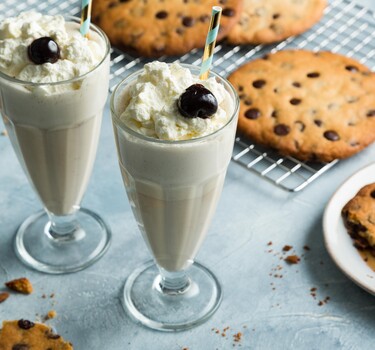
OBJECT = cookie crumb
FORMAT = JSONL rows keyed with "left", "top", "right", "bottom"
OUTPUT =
{"left": 267, "top": 241, "right": 273, "bottom": 246}
{"left": 1, "top": 129, "right": 7, "bottom": 136}
{"left": 233, "top": 332, "right": 242, "bottom": 342}
{"left": 303, "top": 245, "right": 311, "bottom": 251}
{"left": 5, "top": 277, "right": 33, "bottom": 294}
{"left": 44, "top": 310, "right": 57, "bottom": 321}
{"left": 284, "top": 255, "right": 300, "bottom": 264}
{"left": 0, "top": 292, "right": 9, "bottom": 303}
{"left": 282, "top": 245, "right": 293, "bottom": 252}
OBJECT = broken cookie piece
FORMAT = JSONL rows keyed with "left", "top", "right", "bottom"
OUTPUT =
{"left": 5, "top": 278, "right": 33, "bottom": 294}
{"left": 0, "top": 320, "right": 73, "bottom": 350}
{"left": 342, "top": 183, "right": 375, "bottom": 255}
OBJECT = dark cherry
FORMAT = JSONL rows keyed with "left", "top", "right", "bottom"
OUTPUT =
{"left": 28, "top": 37, "right": 60, "bottom": 65}
{"left": 177, "top": 84, "right": 218, "bottom": 119}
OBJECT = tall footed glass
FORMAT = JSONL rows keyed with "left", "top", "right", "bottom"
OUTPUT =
{"left": 111, "top": 65, "right": 239, "bottom": 331}
{"left": 0, "top": 18, "right": 111, "bottom": 274}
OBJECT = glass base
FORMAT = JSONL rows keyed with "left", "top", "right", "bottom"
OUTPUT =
{"left": 14, "top": 208, "right": 111, "bottom": 274}
{"left": 123, "top": 260, "right": 222, "bottom": 331}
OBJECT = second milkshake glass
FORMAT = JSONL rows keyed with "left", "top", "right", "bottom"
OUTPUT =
{"left": 111, "top": 65, "right": 239, "bottom": 331}
{"left": 0, "top": 18, "right": 112, "bottom": 273}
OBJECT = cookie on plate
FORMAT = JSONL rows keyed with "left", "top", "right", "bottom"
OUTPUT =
{"left": 342, "top": 183, "right": 375, "bottom": 254}
{"left": 0, "top": 319, "right": 73, "bottom": 350}
{"left": 227, "top": 0, "right": 327, "bottom": 45}
{"left": 92, "top": 0, "right": 243, "bottom": 57}
{"left": 228, "top": 50, "right": 375, "bottom": 162}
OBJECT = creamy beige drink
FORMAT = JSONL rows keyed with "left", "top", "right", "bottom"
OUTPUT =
{"left": 0, "top": 12, "right": 111, "bottom": 274}
{"left": 0, "top": 12, "right": 109, "bottom": 215}
{"left": 112, "top": 62, "right": 238, "bottom": 272}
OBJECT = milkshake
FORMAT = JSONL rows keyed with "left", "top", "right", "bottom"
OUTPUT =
{"left": 0, "top": 12, "right": 111, "bottom": 273}
{"left": 111, "top": 62, "right": 239, "bottom": 330}
{"left": 112, "top": 62, "right": 237, "bottom": 272}
{"left": 0, "top": 11, "right": 109, "bottom": 215}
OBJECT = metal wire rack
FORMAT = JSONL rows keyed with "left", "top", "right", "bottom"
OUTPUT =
{"left": 1, "top": 0, "right": 374, "bottom": 191}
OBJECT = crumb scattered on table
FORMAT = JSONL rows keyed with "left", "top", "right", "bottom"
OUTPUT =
{"left": 5, "top": 277, "right": 33, "bottom": 294}
{"left": 284, "top": 255, "right": 300, "bottom": 264}
{"left": 0, "top": 292, "right": 9, "bottom": 303}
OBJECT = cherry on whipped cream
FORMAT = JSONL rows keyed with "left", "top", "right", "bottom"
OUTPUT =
{"left": 28, "top": 37, "right": 61, "bottom": 65}
{"left": 177, "top": 84, "right": 218, "bottom": 119}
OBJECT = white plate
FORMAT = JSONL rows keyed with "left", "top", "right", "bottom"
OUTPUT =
{"left": 323, "top": 163, "right": 375, "bottom": 295}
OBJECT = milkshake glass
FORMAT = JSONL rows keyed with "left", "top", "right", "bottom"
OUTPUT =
{"left": 0, "top": 15, "right": 112, "bottom": 273}
{"left": 111, "top": 63, "right": 239, "bottom": 331}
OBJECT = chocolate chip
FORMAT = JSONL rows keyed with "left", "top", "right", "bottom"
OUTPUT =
{"left": 182, "top": 16, "right": 194, "bottom": 27}
{"left": 314, "top": 120, "right": 322, "bottom": 127}
{"left": 273, "top": 13, "right": 280, "bottom": 19}
{"left": 366, "top": 110, "right": 375, "bottom": 117}
{"left": 176, "top": 28, "right": 185, "bottom": 35}
{"left": 244, "top": 99, "right": 252, "bottom": 106}
{"left": 271, "top": 110, "right": 278, "bottom": 118}
{"left": 252, "top": 79, "right": 266, "bottom": 89}
{"left": 238, "top": 85, "right": 244, "bottom": 92}
{"left": 18, "top": 319, "right": 35, "bottom": 330}
{"left": 371, "top": 190, "right": 375, "bottom": 199}
{"left": 295, "top": 121, "right": 305, "bottom": 131}
{"left": 12, "top": 345, "right": 29, "bottom": 350}
{"left": 262, "top": 54, "right": 269, "bottom": 60}
{"left": 108, "top": 2, "right": 118, "bottom": 8}
{"left": 345, "top": 65, "right": 359, "bottom": 72}
{"left": 324, "top": 130, "right": 340, "bottom": 141}
{"left": 219, "top": 0, "right": 228, "bottom": 4}
{"left": 292, "top": 82, "right": 301, "bottom": 88}
{"left": 244, "top": 108, "right": 261, "bottom": 119}
{"left": 222, "top": 8, "right": 235, "bottom": 17}
{"left": 155, "top": 11, "right": 168, "bottom": 19}
{"left": 290, "top": 98, "right": 301, "bottom": 105}
{"left": 307, "top": 72, "right": 320, "bottom": 78}
{"left": 274, "top": 124, "right": 290, "bottom": 136}
{"left": 45, "top": 331, "right": 61, "bottom": 340}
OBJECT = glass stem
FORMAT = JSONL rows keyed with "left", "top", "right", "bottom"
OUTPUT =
{"left": 157, "top": 267, "right": 191, "bottom": 295}
{"left": 45, "top": 211, "right": 83, "bottom": 242}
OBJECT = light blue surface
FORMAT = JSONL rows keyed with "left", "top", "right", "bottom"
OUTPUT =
{"left": 1, "top": 1, "right": 375, "bottom": 349}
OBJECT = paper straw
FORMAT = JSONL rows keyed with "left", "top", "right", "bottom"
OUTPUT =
{"left": 80, "top": 0, "right": 92, "bottom": 37}
{"left": 199, "top": 6, "right": 222, "bottom": 80}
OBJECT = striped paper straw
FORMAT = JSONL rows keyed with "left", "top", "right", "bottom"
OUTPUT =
{"left": 80, "top": 0, "right": 92, "bottom": 37}
{"left": 199, "top": 6, "right": 222, "bottom": 80}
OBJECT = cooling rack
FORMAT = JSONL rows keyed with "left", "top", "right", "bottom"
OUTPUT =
{"left": 0, "top": 0, "right": 374, "bottom": 191}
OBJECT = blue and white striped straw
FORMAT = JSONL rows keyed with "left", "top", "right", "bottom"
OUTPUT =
{"left": 199, "top": 6, "right": 222, "bottom": 80}
{"left": 80, "top": 0, "right": 92, "bottom": 37}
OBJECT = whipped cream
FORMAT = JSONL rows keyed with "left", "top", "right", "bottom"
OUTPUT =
{"left": 0, "top": 11, "right": 104, "bottom": 83}
{"left": 119, "top": 62, "right": 234, "bottom": 140}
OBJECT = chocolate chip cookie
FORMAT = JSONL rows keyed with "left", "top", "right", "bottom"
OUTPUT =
{"left": 228, "top": 50, "right": 375, "bottom": 162}
{"left": 227, "top": 0, "right": 326, "bottom": 45}
{"left": 92, "top": 0, "right": 243, "bottom": 57}
{"left": 342, "top": 183, "right": 375, "bottom": 255}
{"left": 0, "top": 320, "right": 73, "bottom": 350}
